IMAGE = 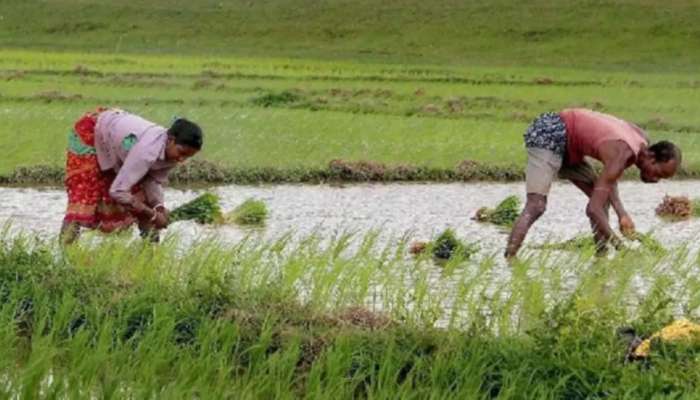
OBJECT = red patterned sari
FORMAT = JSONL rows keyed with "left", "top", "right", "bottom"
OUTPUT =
{"left": 63, "top": 109, "right": 144, "bottom": 233}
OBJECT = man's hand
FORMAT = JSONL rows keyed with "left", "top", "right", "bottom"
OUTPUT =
{"left": 588, "top": 142, "right": 634, "bottom": 246}
{"left": 619, "top": 214, "right": 636, "bottom": 238}
{"left": 610, "top": 235, "right": 625, "bottom": 251}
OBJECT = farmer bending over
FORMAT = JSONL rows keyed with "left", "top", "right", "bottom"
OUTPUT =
{"left": 505, "top": 108, "right": 680, "bottom": 258}
{"left": 60, "top": 108, "right": 203, "bottom": 244}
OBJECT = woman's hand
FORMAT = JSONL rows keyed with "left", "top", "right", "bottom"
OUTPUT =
{"left": 152, "top": 205, "right": 169, "bottom": 229}
{"left": 132, "top": 200, "right": 154, "bottom": 219}
{"left": 131, "top": 201, "right": 168, "bottom": 229}
{"left": 153, "top": 210, "right": 169, "bottom": 229}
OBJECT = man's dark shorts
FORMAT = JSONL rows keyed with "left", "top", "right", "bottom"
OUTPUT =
{"left": 524, "top": 112, "right": 597, "bottom": 195}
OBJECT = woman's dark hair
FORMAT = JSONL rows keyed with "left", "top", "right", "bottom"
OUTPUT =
{"left": 168, "top": 118, "right": 203, "bottom": 150}
{"left": 649, "top": 140, "right": 681, "bottom": 164}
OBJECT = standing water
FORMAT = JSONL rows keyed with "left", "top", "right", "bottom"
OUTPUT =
{"left": 1, "top": 180, "right": 698, "bottom": 255}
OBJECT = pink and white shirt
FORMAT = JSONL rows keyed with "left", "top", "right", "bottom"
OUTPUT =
{"left": 94, "top": 109, "right": 176, "bottom": 207}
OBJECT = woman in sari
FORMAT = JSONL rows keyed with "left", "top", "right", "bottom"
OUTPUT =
{"left": 61, "top": 108, "right": 203, "bottom": 244}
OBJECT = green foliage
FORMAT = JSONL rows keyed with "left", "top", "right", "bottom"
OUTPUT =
{"left": 0, "top": 233, "right": 699, "bottom": 397}
{"left": 431, "top": 229, "right": 479, "bottom": 260}
{"left": 633, "top": 232, "right": 667, "bottom": 255}
{"left": 251, "top": 90, "right": 302, "bottom": 107}
{"left": 533, "top": 235, "right": 596, "bottom": 252}
{"left": 227, "top": 198, "right": 268, "bottom": 226}
{"left": 3, "top": 0, "right": 700, "bottom": 71}
{"left": 0, "top": 160, "right": 527, "bottom": 185}
{"left": 474, "top": 195, "right": 521, "bottom": 227}
{"left": 3, "top": 49, "right": 700, "bottom": 179}
{"left": 534, "top": 232, "right": 666, "bottom": 255}
{"left": 693, "top": 199, "right": 700, "bottom": 217}
{"left": 170, "top": 193, "right": 222, "bottom": 224}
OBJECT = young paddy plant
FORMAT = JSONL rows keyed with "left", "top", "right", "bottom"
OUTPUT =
{"left": 227, "top": 198, "right": 269, "bottom": 226}
{"left": 3, "top": 231, "right": 700, "bottom": 397}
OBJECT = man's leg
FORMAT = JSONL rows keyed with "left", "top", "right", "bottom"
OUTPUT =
{"left": 505, "top": 147, "right": 561, "bottom": 258}
{"left": 506, "top": 193, "right": 548, "bottom": 258}
{"left": 559, "top": 162, "right": 611, "bottom": 253}
{"left": 568, "top": 178, "right": 610, "bottom": 216}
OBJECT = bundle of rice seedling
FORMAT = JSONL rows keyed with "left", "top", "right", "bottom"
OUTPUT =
{"left": 533, "top": 232, "right": 666, "bottom": 254}
{"left": 655, "top": 195, "right": 692, "bottom": 220}
{"left": 170, "top": 193, "right": 223, "bottom": 224}
{"left": 226, "top": 198, "right": 268, "bottom": 226}
{"left": 473, "top": 195, "right": 520, "bottom": 227}
{"left": 631, "top": 232, "right": 666, "bottom": 254}
{"left": 433, "top": 229, "right": 479, "bottom": 260}
{"left": 533, "top": 235, "right": 595, "bottom": 251}
{"left": 409, "top": 229, "right": 479, "bottom": 261}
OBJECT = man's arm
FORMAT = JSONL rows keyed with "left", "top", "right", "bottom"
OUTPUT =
{"left": 610, "top": 182, "right": 636, "bottom": 237}
{"left": 609, "top": 183, "right": 627, "bottom": 219}
{"left": 587, "top": 144, "right": 632, "bottom": 248}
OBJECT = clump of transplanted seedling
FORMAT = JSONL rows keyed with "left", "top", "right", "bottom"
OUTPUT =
{"left": 473, "top": 195, "right": 521, "bottom": 227}
{"left": 226, "top": 198, "right": 268, "bottom": 226}
{"left": 533, "top": 231, "right": 666, "bottom": 254}
{"left": 532, "top": 235, "right": 596, "bottom": 252}
{"left": 170, "top": 193, "right": 223, "bottom": 224}
{"left": 631, "top": 232, "right": 667, "bottom": 254}
{"left": 410, "top": 229, "right": 479, "bottom": 261}
{"left": 655, "top": 195, "right": 700, "bottom": 221}
{"left": 171, "top": 194, "right": 268, "bottom": 227}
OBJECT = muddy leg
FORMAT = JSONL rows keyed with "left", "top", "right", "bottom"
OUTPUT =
{"left": 568, "top": 179, "right": 612, "bottom": 254}
{"left": 505, "top": 193, "right": 547, "bottom": 258}
{"left": 60, "top": 221, "right": 81, "bottom": 245}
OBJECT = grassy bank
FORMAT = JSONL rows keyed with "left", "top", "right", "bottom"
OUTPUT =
{"left": 2, "top": 0, "right": 700, "bottom": 71}
{"left": 2, "top": 1, "right": 700, "bottom": 184}
{"left": 0, "top": 159, "right": 526, "bottom": 186}
{"left": 5, "top": 158, "right": 700, "bottom": 187}
{"left": 1, "top": 232, "right": 700, "bottom": 397}
{"left": 2, "top": 49, "right": 700, "bottom": 183}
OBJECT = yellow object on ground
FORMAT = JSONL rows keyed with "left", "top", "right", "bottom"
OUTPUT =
{"left": 633, "top": 319, "right": 700, "bottom": 357}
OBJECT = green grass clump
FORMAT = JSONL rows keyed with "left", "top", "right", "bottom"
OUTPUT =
{"left": 693, "top": 200, "right": 700, "bottom": 217}
{"left": 431, "top": 229, "right": 479, "bottom": 261}
{"left": 474, "top": 195, "right": 521, "bottom": 227}
{"left": 532, "top": 235, "right": 596, "bottom": 252}
{"left": 632, "top": 232, "right": 667, "bottom": 255}
{"left": 227, "top": 198, "right": 268, "bottom": 226}
{"left": 251, "top": 90, "right": 302, "bottom": 107}
{"left": 534, "top": 232, "right": 666, "bottom": 255}
{"left": 1, "top": 232, "right": 700, "bottom": 397}
{"left": 170, "top": 193, "right": 223, "bottom": 224}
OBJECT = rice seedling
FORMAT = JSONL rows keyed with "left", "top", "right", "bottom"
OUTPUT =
{"left": 1, "top": 230, "right": 700, "bottom": 397}
{"left": 409, "top": 229, "right": 479, "bottom": 262}
{"left": 170, "top": 193, "right": 223, "bottom": 224}
{"left": 226, "top": 198, "right": 268, "bottom": 226}
{"left": 3, "top": 47, "right": 700, "bottom": 183}
{"left": 532, "top": 232, "right": 666, "bottom": 255}
{"left": 473, "top": 195, "right": 521, "bottom": 227}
